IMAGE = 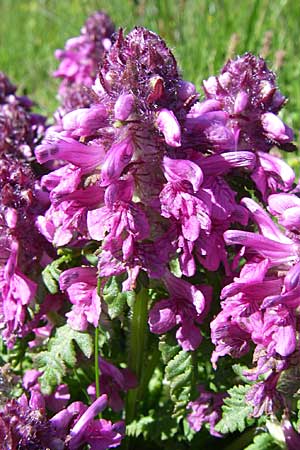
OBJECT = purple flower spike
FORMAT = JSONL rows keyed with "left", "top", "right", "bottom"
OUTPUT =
{"left": 203, "top": 53, "right": 295, "bottom": 152}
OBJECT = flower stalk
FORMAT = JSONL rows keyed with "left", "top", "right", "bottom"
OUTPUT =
{"left": 126, "top": 287, "right": 150, "bottom": 424}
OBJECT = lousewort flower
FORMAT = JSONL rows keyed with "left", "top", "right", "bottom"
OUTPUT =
{"left": 0, "top": 72, "right": 46, "bottom": 160}
{"left": 187, "top": 386, "right": 226, "bottom": 437}
{"left": 54, "top": 10, "right": 115, "bottom": 115}
{"left": 0, "top": 75, "right": 49, "bottom": 347}
{"left": 203, "top": 53, "right": 295, "bottom": 153}
{"left": 212, "top": 193, "right": 300, "bottom": 416}
{"left": 0, "top": 392, "right": 124, "bottom": 449}
{"left": 37, "top": 27, "right": 257, "bottom": 288}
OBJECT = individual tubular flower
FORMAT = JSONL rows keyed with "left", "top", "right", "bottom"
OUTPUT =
{"left": 37, "top": 27, "right": 203, "bottom": 286}
{"left": 87, "top": 358, "right": 137, "bottom": 411}
{"left": 187, "top": 386, "right": 226, "bottom": 437}
{"left": 59, "top": 266, "right": 101, "bottom": 330}
{"left": 50, "top": 394, "right": 125, "bottom": 450}
{"left": 148, "top": 271, "right": 211, "bottom": 351}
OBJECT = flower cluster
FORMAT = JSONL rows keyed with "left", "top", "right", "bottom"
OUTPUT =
{"left": 0, "top": 71, "right": 46, "bottom": 160}
{"left": 54, "top": 10, "right": 115, "bottom": 114}
{"left": 211, "top": 192, "right": 300, "bottom": 416}
{"left": 0, "top": 73, "right": 49, "bottom": 347}
{"left": 2, "top": 16, "right": 300, "bottom": 450}
{"left": 0, "top": 391, "right": 124, "bottom": 449}
{"left": 36, "top": 28, "right": 295, "bottom": 354}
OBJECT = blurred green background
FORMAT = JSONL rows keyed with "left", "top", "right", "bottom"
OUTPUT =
{"left": 0, "top": 0, "right": 299, "bottom": 158}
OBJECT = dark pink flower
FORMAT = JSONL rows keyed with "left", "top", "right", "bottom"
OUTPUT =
{"left": 187, "top": 386, "right": 226, "bottom": 437}
{"left": 59, "top": 266, "right": 101, "bottom": 330}
{"left": 149, "top": 271, "right": 210, "bottom": 351}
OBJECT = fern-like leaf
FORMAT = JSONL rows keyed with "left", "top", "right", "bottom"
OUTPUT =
{"left": 35, "top": 324, "right": 93, "bottom": 395}
{"left": 215, "top": 384, "right": 254, "bottom": 434}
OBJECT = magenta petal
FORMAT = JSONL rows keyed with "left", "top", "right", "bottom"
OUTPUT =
{"left": 163, "top": 156, "right": 203, "bottom": 192}
{"left": 176, "top": 321, "right": 202, "bottom": 351}
{"left": 268, "top": 193, "right": 300, "bottom": 215}
{"left": 114, "top": 93, "right": 135, "bottom": 120}
{"left": 62, "top": 105, "right": 108, "bottom": 137}
{"left": 224, "top": 230, "right": 296, "bottom": 264}
{"left": 241, "top": 197, "right": 291, "bottom": 243}
{"left": 258, "top": 151, "right": 295, "bottom": 190}
{"left": 261, "top": 112, "right": 294, "bottom": 142}
{"left": 156, "top": 108, "right": 181, "bottom": 147}
{"left": 36, "top": 135, "right": 105, "bottom": 172}
{"left": 148, "top": 299, "right": 176, "bottom": 334}
{"left": 234, "top": 91, "right": 248, "bottom": 114}
{"left": 275, "top": 324, "right": 296, "bottom": 356}
{"left": 101, "top": 135, "right": 134, "bottom": 185}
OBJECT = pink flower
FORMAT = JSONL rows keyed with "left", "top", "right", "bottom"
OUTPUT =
{"left": 59, "top": 267, "right": 101, "bottom": 330}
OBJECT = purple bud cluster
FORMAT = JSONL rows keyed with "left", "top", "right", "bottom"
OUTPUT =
{"left": 0, "top": 72, "right": 46, "bottom": 160}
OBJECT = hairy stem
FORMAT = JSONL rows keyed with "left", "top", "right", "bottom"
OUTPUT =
{"left": 126, "top": 287, "right": 149, "bottom": 424}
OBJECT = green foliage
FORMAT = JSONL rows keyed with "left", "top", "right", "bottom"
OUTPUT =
{"left": 35, "top": 324, "right": 93, "bottom": 395}
{"left": 244, "top": 432, "right": 282, "bottom": 450}
{"left": 215, "top": 385, "right": 254, "bottom": 434}
{"left": 42, "top": 248, "right": 80, "bottom": 294}
{"left": 126, "top": 410, "right": 178, "bottom": 442}
{"left": 102, "top": 276, "right": 134, "bottom": 319}
{"left": 159, "top": 335, "right": 194, "bottom": 418}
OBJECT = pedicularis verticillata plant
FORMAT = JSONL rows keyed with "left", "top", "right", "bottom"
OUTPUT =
{"left": 1, "top": 10, "right": 300, "bottom": 450}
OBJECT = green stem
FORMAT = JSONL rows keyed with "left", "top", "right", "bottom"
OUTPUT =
{"left": 125, "top": 287, "right": 149, "bottom": 424}
{"left": 94, "top": 325, "right": 100, "bottom": 399}
{"left": 95, "top": 277, "right": 102, "bottom": 401}
{"left": 222, "top": 427, "right": 255, "bottom": 450}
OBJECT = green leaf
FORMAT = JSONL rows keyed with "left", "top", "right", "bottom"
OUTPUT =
{"left": 126, "top": 415, "right": 156, "bottom": 439}
{"left": 42, "top": 249, "right": 81, "bottom": 294}
{"left": 35, "top": 324, "right": 93, "bottom": 395}
{"left": 244, "top": 433, "right": 281, "bottom": 450}
{"left": 215, "top": 384, "right": 254, "bottom": 434}
{"left": 102, "top": 276, "right": 133, "bottom": 319}
{"left": 232, "top": 364, "right": 254, "bottom": 384}
{"left": 126, "top": 410, "right": 178, "bottom": 441}
{"left": 159, "top": 335, "right": 194, "bottom": 418}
